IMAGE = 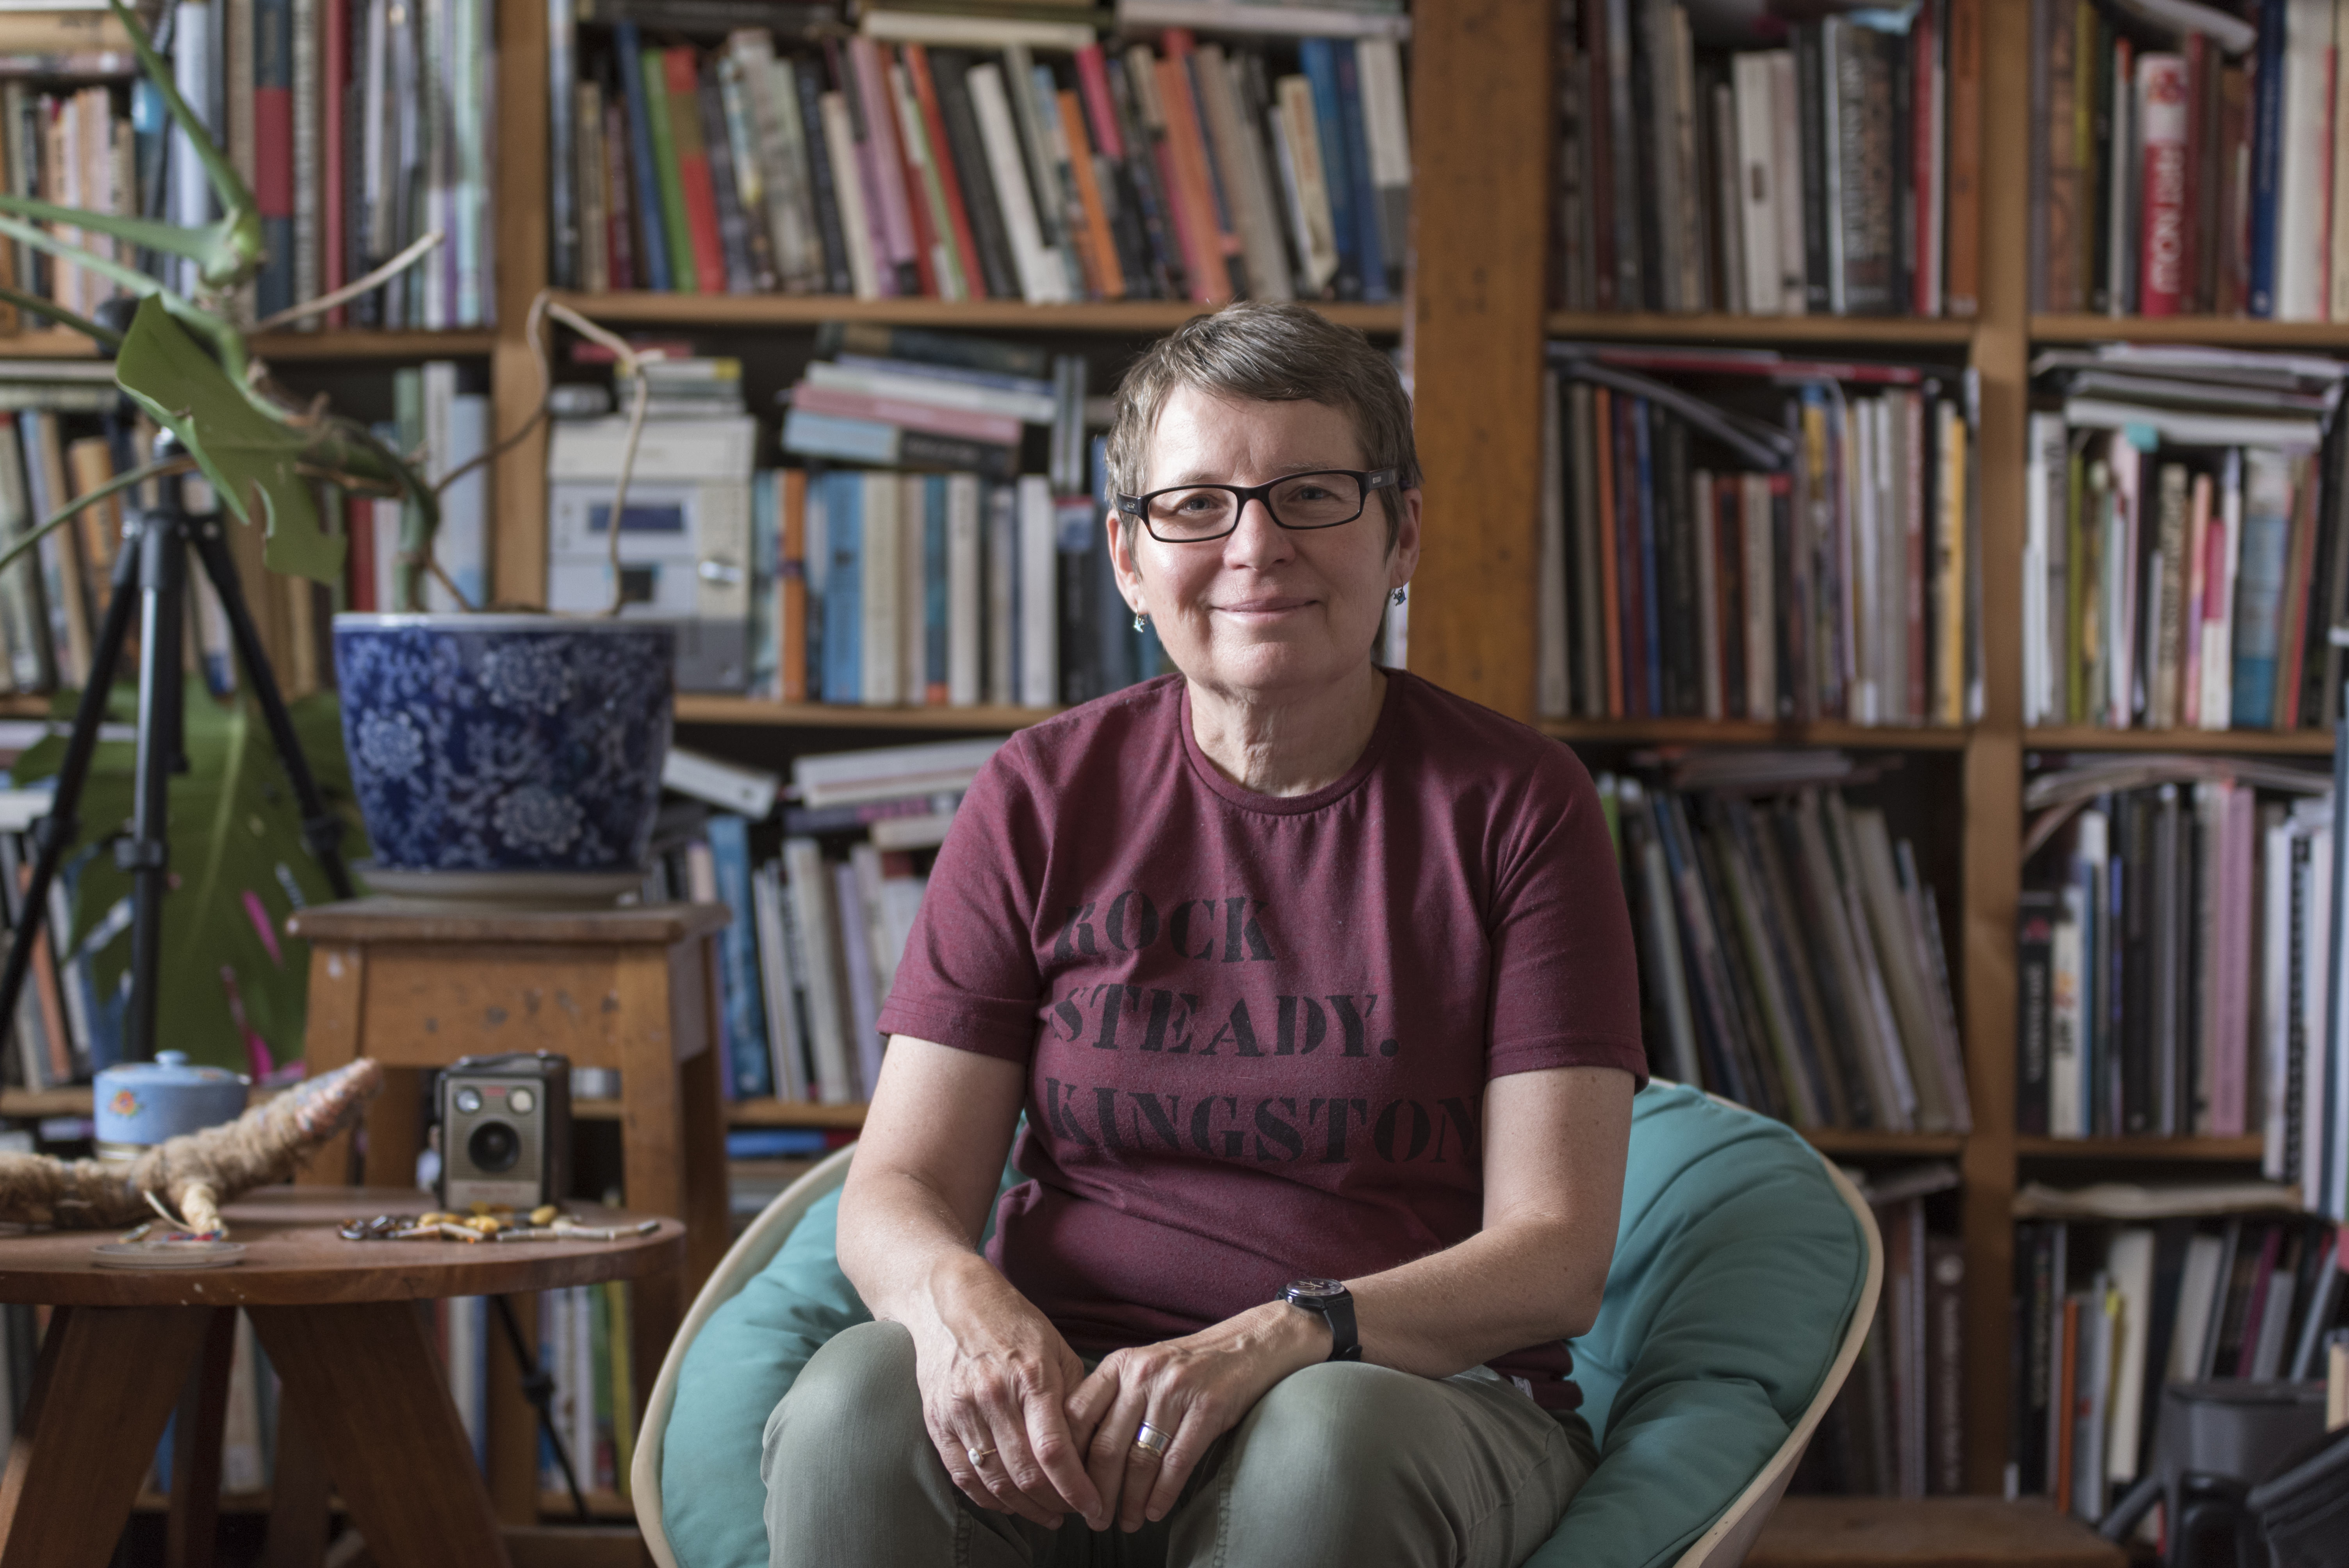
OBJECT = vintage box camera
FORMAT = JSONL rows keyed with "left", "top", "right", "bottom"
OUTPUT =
{"left": 435, "top": 1052, "right": 572, "bottom": 1212}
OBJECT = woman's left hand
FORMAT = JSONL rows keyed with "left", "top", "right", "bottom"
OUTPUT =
{"left": 1061, "top": 1301, "right": 1330, "bottom": 1532}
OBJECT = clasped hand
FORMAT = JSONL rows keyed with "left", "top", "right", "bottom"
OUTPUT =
{"left": 911, "top": 1262, "right": 1323, "bottom": 1534}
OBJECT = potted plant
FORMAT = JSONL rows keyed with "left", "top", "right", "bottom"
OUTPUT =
{"left": 0, "top": 0, "right": 676, "bottom": 912}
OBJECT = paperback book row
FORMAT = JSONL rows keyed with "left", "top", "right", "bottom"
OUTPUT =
{"left": 551, "top": 11, "right": 1409, "bottom": 304}
{"left": 0, "top": 0, "right": 498, "bottom": 331}
{"left": 1795, "top": 1174, "right": 1966, "bottom": 1497}
{"left": 1537, "top": 344, "right": 1979, "bottom": 728}
{"left": 1600, "top": 757, "right": 1975, "bottom": 1135}
{"left": 2013, "top": 1212, "right": 2346, "bottom": 1518}
{"left": 1553, "top": 0, "right": 1981, "bottom": 318}
{"left": 2021, "top": 344, "right": 2349, "bottom": 732}
{"left": 535, "top": 1282, "right": 638, "bottom": 1499}
{"left": 663, "top": 739, "right": 1009, "bottom": 1105}
{"left": 2018, "top": 752, "right": 2349, "bottom": 1216}
{"left": 2028, "top": 0, "right": 2349, "bottom": 320}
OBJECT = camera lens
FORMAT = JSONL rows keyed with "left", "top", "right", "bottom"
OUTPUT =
{"left": 467, "top": 1120, "right": 521, "bottom": 1173}
{"left": 454, "top": 1087, "right": 482, "bottom": 1115}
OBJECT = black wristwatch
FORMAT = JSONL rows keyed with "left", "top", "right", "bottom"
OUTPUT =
{"left": 1281, "top": 1278, "right": 1362, "bottom": 1362}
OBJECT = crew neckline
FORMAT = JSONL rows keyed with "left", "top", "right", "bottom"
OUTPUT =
{"left": 1176, "top": 668, "right": 1403, "bottom": 816}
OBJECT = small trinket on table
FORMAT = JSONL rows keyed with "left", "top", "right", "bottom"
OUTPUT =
{"left": 335, "top": 1203, "right": 661, "bottom": 1243}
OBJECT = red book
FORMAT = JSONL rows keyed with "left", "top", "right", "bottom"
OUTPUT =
{"left": 1074, "top": 45, "right": 1123, "bottom": 158}
{"left": 664, "top": 47, "right": 729, "bottom": 295}
{"left": 346, "top": 493, "right": 375, "bottom": 612}
{"left": 903, "top": 45, "right": 984, "bottom": 302}
{"left": 1151, "top": 37, "right": 1229, "bottom": 302}
{"left": 881, "top": 48, "right": 941, "bottom": 299}
{"left": 254, "top": 90, "right": 292, "bottom": 223}
{"left": 323, "top": 0, "right": 347, "bottom": 326}
{"left": 2139, "top": 53, "right": 2191, "bottom": 316}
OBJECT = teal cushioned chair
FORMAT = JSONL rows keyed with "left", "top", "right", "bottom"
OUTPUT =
{"left": 634, "top": 1082, "right": 1882, "bottom": 1568}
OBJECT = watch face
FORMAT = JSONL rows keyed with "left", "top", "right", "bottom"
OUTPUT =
{"left": 1285, "top": 1278, "right": 1346, "bottom": 1301}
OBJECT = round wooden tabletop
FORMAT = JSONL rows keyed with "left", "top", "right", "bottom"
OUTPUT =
{"left": 0, "top": 1187, "right": 685, "bottom": 1307}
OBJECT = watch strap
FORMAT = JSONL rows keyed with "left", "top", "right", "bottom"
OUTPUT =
{"left": 1321, "top": 1290, "right": 1362, "bottom": 1362}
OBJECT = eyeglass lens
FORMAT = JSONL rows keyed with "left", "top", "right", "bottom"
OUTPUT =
{"left": 1145, "top": 472, "right": 1365, "bottom": 540}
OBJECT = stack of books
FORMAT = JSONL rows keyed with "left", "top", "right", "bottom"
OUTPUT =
{"left": 537, "top": 1283, "right": 637, "bottom": 1499}
{"left": 1600, "top": 755, "right": 1974, "bottom": 1135}
{"left": 1554, "top": 0, "right": 1980, "bottom": 317}
{"left": 551, "top": 7, "right": 1410, "bottom": 302}
{"left": 2022, "top": 344, "right": 2349, "bottom": 732}
{"left": 2027, "top": 0, "right": 2349, "bottom": 320}
{"left": 767, "top": 320, "right": 1160, "bottom": 708}
{"left": 2014, "top": 1193, "right": 2342, "bottom": 1518}
{"left": 2014, "top": 753, "right": 2335, "bottom": 1154}
{"left": 1538, "top": 344, "right": 1978, "bottom": 727}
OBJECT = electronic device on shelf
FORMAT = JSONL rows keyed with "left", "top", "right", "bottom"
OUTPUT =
{"left": 435, "top": 1052, "right": 573, "bottom": 1212}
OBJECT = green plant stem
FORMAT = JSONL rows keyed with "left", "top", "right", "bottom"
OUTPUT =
{"left": 0, "top": 216, "right": 247, "bottom": 381}
{"left": 0, "top": 456, "right": 198, "bottom": 579}
{"left": 105, "top": 0, "right": 263, "bottom": 285}
{"left": 0, "top": 286, "right": 120, "bottom": 347}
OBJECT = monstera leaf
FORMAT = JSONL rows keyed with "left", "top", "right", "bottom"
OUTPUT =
{"left": 114, "top": 296, "right": 347, "bottom": 583}
{"left": 11, "top": 681, "right": 369, "bottom": 1072}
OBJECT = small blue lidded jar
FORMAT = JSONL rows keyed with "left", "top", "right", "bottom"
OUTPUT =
{"left": 93, "top": 1051, "right": 250, "bottom": 1162}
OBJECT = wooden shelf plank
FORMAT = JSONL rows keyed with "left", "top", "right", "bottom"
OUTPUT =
{"left": 1545, "top": 311, "right": 1977, "bottom": 345}
{"left": 2016, "top": 1135, "right": 2267, "bottom": 1161}
{"left": 721, "top": 1099, "right": 868, "bottom": 1129}
{"left": 1802, "top": 1128, "right": 1969, "bottom": 1157}
{"left": 675, "top": 695, "right": 1058, "bottom": 730}
{"left": 552, "top": 290, "right": 1402, "bottom": 335}
{"left": 0, "top": 326, "right": 497, "bottom": 361}
{"left": 2024, "top": 725, "right": 2335, "bottom": 755}
{"left": 1542, "top": 717, "right": 1968, "bottom": 750}
{"left": 2033, "top": 312, "right": 2349, "bottom": 346}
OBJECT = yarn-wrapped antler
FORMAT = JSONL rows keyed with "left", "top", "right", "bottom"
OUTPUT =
{"left": 0, "top": 1056, "right": 381, "bottom": 1236}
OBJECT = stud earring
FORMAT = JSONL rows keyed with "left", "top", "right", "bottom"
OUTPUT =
{"left": 1133, "top": 611, "right": 1150, "bottom": 632}
{"left": 1390, "top": 587, "right": 1408, "bottom": 606}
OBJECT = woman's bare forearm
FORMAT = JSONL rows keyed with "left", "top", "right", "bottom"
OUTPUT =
{"left": 836, "top": 1164, "right": 1001, "bottom": 1330}
{"left": 1343, "top": 1215, "right": 1606, "bottom": 1379}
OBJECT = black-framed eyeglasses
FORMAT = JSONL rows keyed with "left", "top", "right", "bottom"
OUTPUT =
{"left": 1114, "top": 469, "right": 1402, "bottom": 544}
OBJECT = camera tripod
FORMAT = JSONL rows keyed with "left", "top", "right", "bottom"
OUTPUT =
{"left": 0, "top": 430, "right": 356, "bottom": 1063}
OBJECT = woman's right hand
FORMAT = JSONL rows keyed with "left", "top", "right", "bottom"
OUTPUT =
{"left": 909, "top": 1252, "right": 1107, "bottom": 1531}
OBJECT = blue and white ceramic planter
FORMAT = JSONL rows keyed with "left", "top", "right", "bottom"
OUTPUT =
{"left": 333, "top": 614, "right": 675, "bottom": 877}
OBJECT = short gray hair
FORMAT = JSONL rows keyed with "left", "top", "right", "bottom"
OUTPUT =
{"left": 1105, "top": 302, "right": 1418, "bottom": 551}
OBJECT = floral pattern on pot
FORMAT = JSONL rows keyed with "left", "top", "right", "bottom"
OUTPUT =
{"left": 334, "top": 617, "right": 675, "bottom": 874}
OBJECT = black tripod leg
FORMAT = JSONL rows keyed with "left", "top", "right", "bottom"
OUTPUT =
{"left": 187, "top": 517, "right": 355, "bottom": 902}
{"left": 121, "top": 518, "right": 185, "bottom": 1067}
{"left": 490, "top": 1292, "right": 591, "bottom": 1521}
{"left": 0, "top": 529, "right": 144, "bottom": 1052}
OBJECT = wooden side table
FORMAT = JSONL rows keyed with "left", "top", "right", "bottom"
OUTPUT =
{"left": 286, "top": 899, "right": 731, "bottom": 1446}
{"left": 0, "top": 1187, "right": 683, "bottom": 1568}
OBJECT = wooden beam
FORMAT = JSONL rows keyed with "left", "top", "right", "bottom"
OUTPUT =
{"left": 1403, "top": 0, "right": 1551, "bottom": 718}
{"left": 492, "top": 0, "right": 552, "bottom": 608}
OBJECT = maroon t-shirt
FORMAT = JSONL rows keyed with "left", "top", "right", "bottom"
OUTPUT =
{"left": 875, "top": 670, "right": 1647, "bottom": 1410}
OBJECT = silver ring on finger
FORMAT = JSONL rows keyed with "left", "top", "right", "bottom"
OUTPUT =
{"left": 1132, "top": 1421, "right": 1170, "bottom": 1459}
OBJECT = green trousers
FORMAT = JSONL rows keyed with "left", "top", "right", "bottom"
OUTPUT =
{"left": 761, "top": 1320, "right": 1598, "bottom": 1568}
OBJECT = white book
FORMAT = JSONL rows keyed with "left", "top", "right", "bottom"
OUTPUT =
{"left": 2024, "top": 412, "right": 2056, "bottom": 723}
{"left": 2168, "top": 1232, "right": 2228, "bottom": 1380}
{"left": 1536, "top": 369, "right": 1569, "bottom": 719}
{"left": 819, "top": 92, "right": 881, "bottom": 299}
{"left": 1356, "top": 38, "right": 1411, "bottom": 271}
{"left": 1274, "top": 76, "right": 1340, "bottom": 294}
{"left": 946, "top": 473, "right": 982, "bottom": 707}
{"left": 986, "top": 483, "right": 1017, "bottom": 707}
{"left": 1851, "top": 400, "right": 1882, "bottom": 724}
{"left": 221, "top": 1310, "right": 266, "bottom": 1492}
{"left": 901, "top": 474, "right": 928, "bottom": 703}
{"left": 969, "top": 63, "right": 1071, "bottom": 305}
{"left": 861, "top": 473, "right": 903, "bottom": 706}
{"left": 2203, "top": 449, "right": 2243, "bottom": 728}
{"left": 2276, "top": 0, "right": 2335, "bottom": 319}
{"left": 292, "top": 0, "right": 320, "bottom": 323}
{"left": 663, "top": 746, "right": 780, "bottom": 819}
{"left": 436, "top": 391, "right": 488, "bottom": 612}
{"left": 168, "top": 1, "right": 217, "bottom": 290}
{"left": 1114, "top": 0, "right": 1412, "bottom": 39}
{"left": 1017, "top": 476, "right": 1058, "bottom": 708}
{"left": 569, "top": 1288, "right": 594, "bottom": 1489}
{"left": 801, "top": 360, "right": 1057, "bottom": 425}
{"left": 2075, "top": 1278, "right": 2116, "bottom": 1518}
{"left": 1767, "top": 50, "right": 1807, "bottom": 315}
{"left": 2262, "top": 810, "right": 2297, "bottom": 1178}
{"left": 834, "top": 859, "right": 880, "bottom": 1095}
{"left": 752, "top": 861, "right": 808, "bottom": 1103}
{"left": 2249, "top": 1270, "right": 2297, "bottom": 1377}
{"left": 2104, "top": 1228, "right": 2157, "bottom": 1482}
{"left": 2051, "top": 885, "right": 2086, "bottom": 1138}
{"left": 858, "top": 8, "right": 1096, "bottom": 52}
{"left": 791, "top": 737, "right": 1005, "bottom": 805}
{"left": 782, "top": 838, "right": 856, "bottom": 1105}
{"left": 1733, "top": 53, "right": 1781, "bottom": 316}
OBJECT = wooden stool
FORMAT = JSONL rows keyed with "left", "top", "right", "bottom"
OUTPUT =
{"left": 287, "top": 899, "right": 731, "bottom": 1449}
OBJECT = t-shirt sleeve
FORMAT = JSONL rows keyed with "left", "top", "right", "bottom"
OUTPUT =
{"left": 1484, "top": 754, "right": 1650, "bottom": 1087}
{"left": 873, "top": 748, "right": 1046, "bottom": 1062}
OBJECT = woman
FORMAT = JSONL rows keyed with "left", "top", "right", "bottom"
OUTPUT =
{"left": 763, "top": 302, "right": 1646, "bottom": 1568}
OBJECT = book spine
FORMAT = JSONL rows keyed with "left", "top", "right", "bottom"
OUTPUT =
{"left": 1795, "top": 23, "right": 1833, "bottom": 314}
{"left": 848, "top": 36, "right": 920, "bottom": 294}
{"left": 706, "top": 814, "right": 773, "bottom": 1099}
{"left": 1333, "top": 41, "right": 1388, "bottom": 303}
{"left": 2249, "top": 0, "right": 2287, "bottom": 316}
{"left": 661, "top": 47, "right": 726, "bottom": 294}
{"left": 615, "top": 24, "right": 674, "bottom": 292}
{"left": 904, "top": 45, "right": 984, "bottom": 301}
{"left": 1298, "top": 39, "right": 1357, "bottom": 300}
{"left": 700, "top": 57, "right": 761, "bottom": 293}
{"left": 797, "top": 59, "right": 852, "bottom": 294}
{"left": 2138, "top": 54, "right": 2190, "bottom": 316}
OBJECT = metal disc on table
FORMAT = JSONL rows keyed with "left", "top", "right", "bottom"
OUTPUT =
{"left": 90, "top": 1240, "right": 247, "bottom": 1269}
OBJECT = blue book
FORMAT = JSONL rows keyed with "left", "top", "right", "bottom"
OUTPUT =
{"left": 705, "top": 814, "right": 773, "bottom": 1100}
{"left": 2247, "top": 0, "right": 2287, "bottom": 316}
{"left": 614, "top": 23, "right": 674, "bottom": 293}
{"left": 924, "top": 475, "right": 948, "bottom": 701}
{"left": 726, "top": 1127, "right": 832, "bottom": 1158}
{"left": 1298, "top": 41, "right": 1360, "bottom": 298}
{"left": 750, "top": 471, "right": 780, "bottom": 696}
{"left": 784, "top": 408, "right": 901, "bottom": 467}
{"left": 822, "top": 472, "right": 863, "bottom": 704}
{"left": 1633, "top": 400, "right": 1663, "bottom": 718}
{"left": 1331, "top": 43, "right": 1389, "bottom": 303}
{"left": 2232, "top": 449, "right": 2295, "bottom": 727}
